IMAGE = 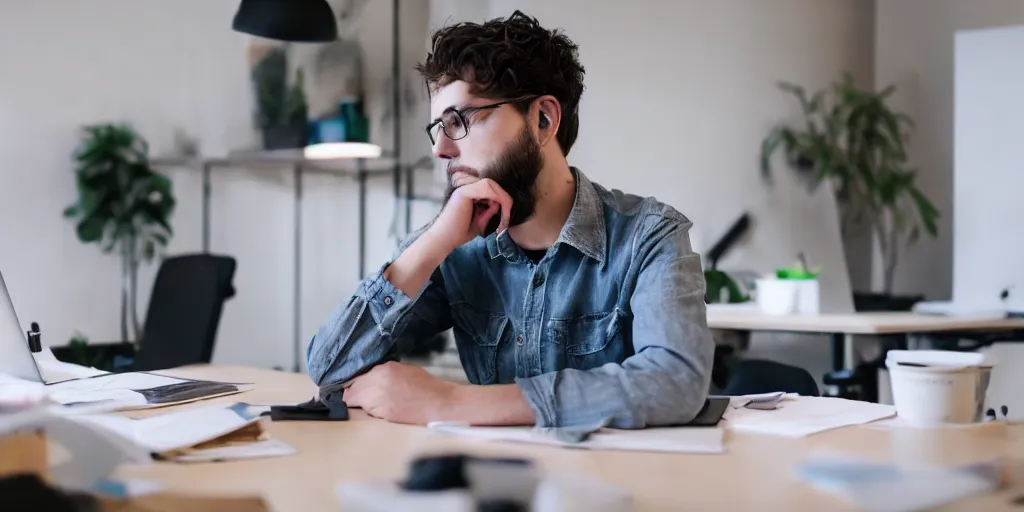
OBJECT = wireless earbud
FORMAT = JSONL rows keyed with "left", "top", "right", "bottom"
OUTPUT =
{"left": 539, "top": 112, "right": 550, "bottom": 129}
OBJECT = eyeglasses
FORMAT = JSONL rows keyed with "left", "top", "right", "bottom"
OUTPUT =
{"left": 426, "top": 95, "right": 538, "bottom": 146}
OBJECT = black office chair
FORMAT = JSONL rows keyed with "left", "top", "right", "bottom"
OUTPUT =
{"left": 127, "top": 254, "right": 237, "bottom": 371}
{"left": 719, "top": 357, "right": 820, "bottom": 397}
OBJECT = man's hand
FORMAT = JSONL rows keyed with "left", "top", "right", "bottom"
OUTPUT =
{"left": 426, "top": 178, "right": 513, "bottom": 253}
{"left": 342, "top": 361, "right": 537, "bottom": 426}
{"left": 382, "top": 178, "right": 513, "bottom": 299}
{"left": 343, "top": 362, "right": 456, "bottom": 425}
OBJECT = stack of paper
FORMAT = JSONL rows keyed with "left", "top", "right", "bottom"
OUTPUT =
{"left": 723, "top": 395, "right": 896, "bottom": 437}
{"left": 66, "top": 402, "right": 295, "bottom": 463}
{"left": 427, "top": 422, "right": 725, "bottom": 454}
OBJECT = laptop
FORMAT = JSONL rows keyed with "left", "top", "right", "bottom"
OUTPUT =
{"left": 0, "top": 268, "right": 244, "bottom": 408}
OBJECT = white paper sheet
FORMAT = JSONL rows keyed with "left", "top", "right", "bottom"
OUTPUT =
{"left": 46, "top": 372, "right": 186, "bottom": 394}
{"left": 170, "top": 438, "right": 297, "bottom": 463}
{"left": 33, "top": 348, "right": 109, "bottom": 382}
{"left": 428, "top": 422, "right": 725, "bottom": 454}
{"left": 723, "top": 395, "right": 896, "bottom": 437}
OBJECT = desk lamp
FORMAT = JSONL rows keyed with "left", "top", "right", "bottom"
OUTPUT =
{"left": 232, "top": 0, "right": 338, "bottom": 43}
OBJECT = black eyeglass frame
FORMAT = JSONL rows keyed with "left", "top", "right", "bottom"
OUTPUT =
{"left": 425, "top": 95, "right": 540, "bottom": 145}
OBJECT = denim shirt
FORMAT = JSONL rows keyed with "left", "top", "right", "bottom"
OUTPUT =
{"left": 306, "top": 168, "right": 714, "bottom": 429}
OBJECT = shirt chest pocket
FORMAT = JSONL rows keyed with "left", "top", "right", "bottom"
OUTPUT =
{"left": 548, "top": 308, "right": 633, "bottom": 370}
{"left": 450, "top": 303, "right": 511, "bottom": 385}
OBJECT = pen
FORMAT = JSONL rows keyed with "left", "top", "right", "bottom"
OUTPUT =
{"left": 26, "top": 322, "right": 41, "bottom": 353}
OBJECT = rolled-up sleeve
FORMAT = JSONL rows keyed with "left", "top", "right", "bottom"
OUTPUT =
{"left": 306, "top": 231, "right": 452, "bottom": 392}
{"left": 514, "top": 213, "right": 714, "bottom": 429}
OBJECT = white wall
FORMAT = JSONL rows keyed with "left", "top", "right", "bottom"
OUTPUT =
{"left": 875, "top": 0, "right": 1024, "bottom": 300}
{"left": 0, "top": 1, "right": 438, "bottom": 370}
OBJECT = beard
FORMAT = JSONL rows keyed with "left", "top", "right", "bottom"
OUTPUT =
{"left": 443, "top": 125, "right": 544, "bottom": 236}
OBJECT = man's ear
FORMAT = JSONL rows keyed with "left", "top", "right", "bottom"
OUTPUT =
{"left": 534, "top": 95, "right": 561, "bottom": 147}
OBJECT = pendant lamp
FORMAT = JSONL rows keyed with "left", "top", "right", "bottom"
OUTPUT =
{"left": 232, "top": 0, "right": 338, "bottom": 43}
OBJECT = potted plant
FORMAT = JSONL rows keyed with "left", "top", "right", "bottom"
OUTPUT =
{"left": 759, "top": 73, "right": 940, "bottom": 311}
{"left": 63, "top": 123, "right": 176, "bottom": 344}
{"left": 252, "top": 46, "right": 309, "bottom": 149}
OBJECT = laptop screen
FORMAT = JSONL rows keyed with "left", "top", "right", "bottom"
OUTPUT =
{"left": 0, "top": 269, "right": 45, "bottom": 383}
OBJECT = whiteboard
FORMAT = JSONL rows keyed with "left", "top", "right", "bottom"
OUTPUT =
{"left": 953, "top": 25, "right": 1024, "bottom": 310}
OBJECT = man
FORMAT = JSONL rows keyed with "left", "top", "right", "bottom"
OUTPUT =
{"left": 306, "top": 11, "right": 714, "bottom": 429}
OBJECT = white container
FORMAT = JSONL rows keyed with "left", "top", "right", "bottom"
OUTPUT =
{"left": 755, "top": 278, "right": 798, "bottom": 315}
{"left": 886, "top": 350, "right": 997, "bottom": 426}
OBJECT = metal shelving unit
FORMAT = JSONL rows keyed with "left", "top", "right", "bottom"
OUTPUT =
{"left": 152, "top": 148, "right": 403, "bottom": 372}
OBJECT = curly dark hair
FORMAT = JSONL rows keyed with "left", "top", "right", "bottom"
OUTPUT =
{"left": 415, "top": 10, "right": 586, "bottom": 156}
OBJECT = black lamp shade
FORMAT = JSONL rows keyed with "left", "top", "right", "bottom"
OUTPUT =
{"left": 232, "top": 0, "right": 338, "bottom": 43}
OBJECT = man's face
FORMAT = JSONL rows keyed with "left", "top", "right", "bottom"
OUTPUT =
{"left": 430, "top": 81, "right": 544, "bottom": 230}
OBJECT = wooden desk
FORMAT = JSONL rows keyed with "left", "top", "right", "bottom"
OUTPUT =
{"left": 707, "top": 309, "right": 1024, "bottom": 335}
{"left": 707, "top": 308, "right": 1024, "bottom": 375}
{"left": 115, "top": 365, "right": 1024, "bottom": 511}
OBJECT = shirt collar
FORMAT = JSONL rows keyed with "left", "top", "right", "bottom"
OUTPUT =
{"left": 486, "top": 167, "right": 607, "bottom": 264}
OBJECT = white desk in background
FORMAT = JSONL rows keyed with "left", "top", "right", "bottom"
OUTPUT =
{"left": 706, "top": 306, "right": 1024, "bottom": 399}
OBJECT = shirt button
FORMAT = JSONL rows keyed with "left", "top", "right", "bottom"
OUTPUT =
{"left": 516, "top": 335, "right": 524, "bottom": 345}
{"left": 532, "top": 274, "right": 544, "bottom": 287}
{"left": 383, "top": 296, "right": 394, "bottom": 307}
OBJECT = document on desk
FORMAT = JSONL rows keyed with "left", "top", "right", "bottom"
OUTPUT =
{"left": 428, "top": 422, "right": 725, "bottom": 454}
{"left": 724, "top": 395, "right": 896, "bottom": 437}
{"left": 33, "top": 347, "right": 109, "bottom": 382}
{"left": 69, "top": 402, "right": 295, "bottom": 462}
{"left": 44, "top": 372, "right": 248, "bottom": 411}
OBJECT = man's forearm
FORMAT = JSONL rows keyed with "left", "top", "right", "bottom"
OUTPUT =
{"left": 384, "top": 231, "right": 451, "bottom": 298}
{"left": 440, "top": 384, "right": 536, "bottom": 426}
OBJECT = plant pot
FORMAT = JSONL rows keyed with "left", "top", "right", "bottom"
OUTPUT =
{"left": 261, "top": 125, "right": 307, "bottom": 150}
{"left": 853, "top": 291, "right": 924, "bottom": 312}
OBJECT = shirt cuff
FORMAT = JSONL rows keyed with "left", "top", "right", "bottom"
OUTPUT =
{"left": 515, "top": 373, "right": 557, "bottom": 428}
{"left": 361, "top": 261, "right": 431, "bottom": 338}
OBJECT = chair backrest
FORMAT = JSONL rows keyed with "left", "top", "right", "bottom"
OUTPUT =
{"left": 132, "top": 254, "right": 236, "bottom": 371}
{"left": 721, "top": 358, "right": 820, "bottom": 397}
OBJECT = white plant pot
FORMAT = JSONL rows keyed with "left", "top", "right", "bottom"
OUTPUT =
{"left": 755, "top": 278, "right": 798, "bottom": 315}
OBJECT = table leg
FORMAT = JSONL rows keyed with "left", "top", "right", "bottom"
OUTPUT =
{"left": 358, "top": 160, "right": 366, "bottom": 279}
{"left": 202, "top": 162, "right": 211, "bottom": 253}
{"left": 293, "top": 164, "right": 303, "bottom": 373}
{"left": 830, "top": 333, "right": 845, "bottom": 371}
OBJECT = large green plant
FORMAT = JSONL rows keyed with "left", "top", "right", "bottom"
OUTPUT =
{"left": 760, "top": 74, "right": 940, "bottom": 294}
{"left": 63, "top": 123, "right": 176, "bottom": 342}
